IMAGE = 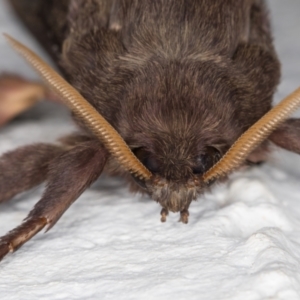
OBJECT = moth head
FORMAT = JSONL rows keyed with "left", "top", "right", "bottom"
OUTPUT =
{"left": 128, "top": 86, "right": 300, "bottom": 223}
{"left": 6, "top": 34, "right": 300, "bottom": 223}
{"left": 131, "top": 146, "right": 221, "bottom": 219}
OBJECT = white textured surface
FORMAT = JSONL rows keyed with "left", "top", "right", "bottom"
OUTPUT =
{"left": 1, "top": 1, "right": 300, "bottom": 299}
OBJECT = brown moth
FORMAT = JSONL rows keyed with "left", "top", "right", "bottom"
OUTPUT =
{"left": 1, "top": 0, "right": 300, "bottom": 262}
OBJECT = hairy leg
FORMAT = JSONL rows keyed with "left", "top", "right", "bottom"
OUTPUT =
{"left": 246, "top": 141, "right": 270, "bottom": 165}
{"left": 269, "top": 119, "right": 300, "bottom": 154}
{"left": 0, "top": 144, "right": 64, "bottom": 203}
{"left": 0, "top": 140, "right": 108, "bottom": 261}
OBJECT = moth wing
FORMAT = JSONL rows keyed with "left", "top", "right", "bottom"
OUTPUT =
{"left": 8, "top": 0, "right": 120, "bottom": 67}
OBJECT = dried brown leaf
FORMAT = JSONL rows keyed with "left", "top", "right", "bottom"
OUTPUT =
{"left": 0, "top": 75, "right": 45, "bottom": 126}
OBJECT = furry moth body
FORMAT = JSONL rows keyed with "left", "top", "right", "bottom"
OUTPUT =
{"left": 1, "top": 0, "right": 300, "bottom": 261}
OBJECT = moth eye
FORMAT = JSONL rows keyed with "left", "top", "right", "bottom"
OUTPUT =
{"left": 193, "top": 147, "right": 221, "bottom": 175}
{"left": 192, "top": 155, "right": 207, "bottom": 175}
{"left": 133, "top": 148, "right": 160, "bottom": 173}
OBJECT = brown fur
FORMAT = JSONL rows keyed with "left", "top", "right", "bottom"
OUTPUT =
{"left": 0, "top": 144, "right": 64, "bottom": 202}
{"left": 2, "top": 0, "right": 298, "bottom": 260}
{"left": 270, "top": 119, "right": 300, "bottom": 154}
{"left": 6, "top": 0, "right": 282, "bottom": 215}
{"left": 0, "top": 140, "right": 108, "bottom": 260}
{"left": 28, "top": 140, "right": 108, "bottom": 229}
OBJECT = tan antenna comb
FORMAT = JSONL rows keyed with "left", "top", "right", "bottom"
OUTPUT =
{"left": 4, "top": 34, "right": 152, "bottom": 181}
{"left": 203, "top": 86, "right": 300, "bottom": 183}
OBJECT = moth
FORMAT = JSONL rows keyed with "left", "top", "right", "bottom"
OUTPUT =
{"left": 1, "top": 0, "right": 300, "bottom": 262}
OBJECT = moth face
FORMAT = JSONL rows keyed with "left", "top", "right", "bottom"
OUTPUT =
{"left": 132, "top": 147, "right": 221, "bottom": 216}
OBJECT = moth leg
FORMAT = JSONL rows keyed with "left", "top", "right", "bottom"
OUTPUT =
{"left": 269, "top": 118, "right": 300, "bottom": 155}
{"left": 0, "top": 141, "right": 108, "bottom": 261}
{"left": 0, "top": 217, "right": 48, "bottom": 259}
{"left": 0, "top": 144, "right": 64, "bottom": 203}
{"left": 0, "top": 74, "right": 51, "bottom": 125}
{"left": 246, "top": 141, "right": 270, "bottom": 165}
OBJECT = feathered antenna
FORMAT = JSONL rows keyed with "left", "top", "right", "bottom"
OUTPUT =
{"left": 4, "top": 34, "right": 152, "bottom": 181}
{"left": 203, "top": 86, "right": 300, "bottom": 182}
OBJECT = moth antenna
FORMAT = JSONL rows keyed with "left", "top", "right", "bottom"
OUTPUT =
{"left": 4, "top": 34, "right": 152, "bottom": 181}
{"left": 203, "top": 86, "right": 300, "bottom": 182}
